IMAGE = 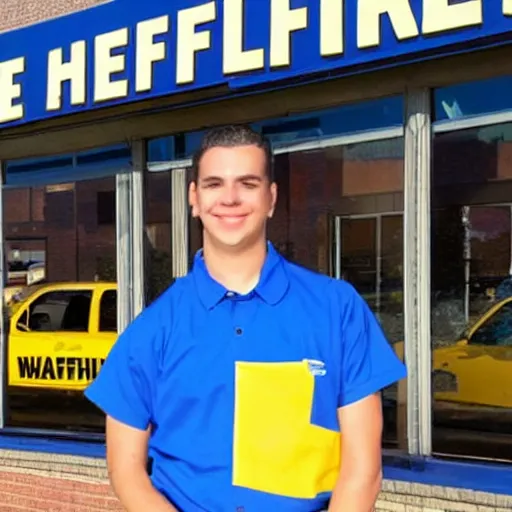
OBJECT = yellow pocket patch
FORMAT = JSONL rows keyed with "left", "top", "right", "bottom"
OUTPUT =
{"left": 232, "top": 360, "right": 341, "bottom": 499}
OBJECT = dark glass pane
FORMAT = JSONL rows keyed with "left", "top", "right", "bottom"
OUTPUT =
{"left": 432, "top": 123, "right": 512, "bottom": 461}
{"left": 4, "top": 177, "right": 117, "bottom": 433}
{"left": 144, "top": 168, "right": 202, "bottom": 306}
{"left": 340, "top": 218, "right": 377, "bottom": 308}
{"left": 99, "top": 290, "right": 117, "bottom": 332}
{"left": 144, "top": 171, "right": 173, "bottom": 304}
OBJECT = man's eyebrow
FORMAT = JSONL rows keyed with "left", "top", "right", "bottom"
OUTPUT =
{"left": 200, "top": 176, "right": 222, "bottom": 182}
{"left": 200, "top": 174, "right": 264, "bottom": 182}
{"left": 237, "top": 174, "right": 263, "bottom": 181}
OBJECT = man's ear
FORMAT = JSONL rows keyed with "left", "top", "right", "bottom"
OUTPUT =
{"left": 189, "top": 181, "right": 199, "bottom": 218}
{"left": 268, "top": 182, "right": 278, "bottom": 218}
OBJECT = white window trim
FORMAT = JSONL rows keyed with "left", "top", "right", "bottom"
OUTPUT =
{"left": 404, "top": 88, "right": 432, "bottom": 457}
{"left": 116, "top": 170, "right": 133, "bottom": 332}
{"left": 170, "top": 169, "right": 190, "bottom": 279}
{"left": 433, "top": 110, "right": 512, "bottom": 134}
{"left": 131, "top": 141, "right": 145, "bottom": 318}
{"left": 117, "top": 141, "right": 146, "bottom": 331}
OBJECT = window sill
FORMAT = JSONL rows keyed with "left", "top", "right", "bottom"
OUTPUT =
{"left": 0, "top": 429, "right": 105, "bottom": 459}
{"left": 383, "top": 452, "right": 512, "bottom": 497}
{"left": 0, "top": 434, "right": 510, "bottom": 498}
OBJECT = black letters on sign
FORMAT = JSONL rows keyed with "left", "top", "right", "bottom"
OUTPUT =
{"left": 17, "top": 356, "right": 105, "bottom": 381}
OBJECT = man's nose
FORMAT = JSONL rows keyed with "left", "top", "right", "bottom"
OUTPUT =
{"left": 221, "top": 183, "right": 240, "bottom": 205}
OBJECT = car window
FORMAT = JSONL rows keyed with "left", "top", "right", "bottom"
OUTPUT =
{"left": 18, "top": 310, "right": 28, "bottom": 327}
{"left": 470, "top": 302, "right": 512, "bottom": 347}
{"left": 25, "top": 290, "right": 92, "bottom": 332}
{"left": 99, "top": 290, "right": 117, "bottom": 332}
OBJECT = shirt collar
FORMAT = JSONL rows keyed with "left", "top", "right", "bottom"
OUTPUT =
{"left": 192, "top": 241, "right": 290, "bottom": 310}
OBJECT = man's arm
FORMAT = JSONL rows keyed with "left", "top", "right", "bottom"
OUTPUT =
{"left": 328, "top": 393, "right": 383, "bottom": 512}
{"left": 106, "top": 416, "right": 177, "bottom": 512}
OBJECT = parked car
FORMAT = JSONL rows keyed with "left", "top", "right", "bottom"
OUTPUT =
{"left": 395, "top": 296, "right": 512, "bottom": 410}
{"left": 7, "top": 282, "right": 117, "bottom": 391}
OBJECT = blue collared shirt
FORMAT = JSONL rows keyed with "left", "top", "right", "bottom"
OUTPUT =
{"left": 85, "top": 242, "right": 406, "bottom": 512}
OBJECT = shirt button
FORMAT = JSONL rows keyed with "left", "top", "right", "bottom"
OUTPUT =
{"left": 236, "top": 507, "right": 245, "bottom": 512}
{"left": 235, "top": 327, "right": 243, "bottom": 335}
{"left": 226, "top": 291, "right": 234, "bottom": 298}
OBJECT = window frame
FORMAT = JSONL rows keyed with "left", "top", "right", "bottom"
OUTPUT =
{"left": 468, "top": 301, "right": 512, "bottom": 347}
{"left": 23, "top": 289, "right": 93, "bottom": 334}
{"left": 98, "top": 289, "right": 118, "bottom": 334}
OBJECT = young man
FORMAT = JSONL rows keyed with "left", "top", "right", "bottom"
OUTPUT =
{"left": 85, "top": 125, "right": 407, "bottom": 512}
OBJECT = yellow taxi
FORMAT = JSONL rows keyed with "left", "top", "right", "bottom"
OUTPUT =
{"left": 7, "top": 281, "right": 117, "bottom": 391}
{"left": 395, "top": 296, "right": 512, "bottom": 409}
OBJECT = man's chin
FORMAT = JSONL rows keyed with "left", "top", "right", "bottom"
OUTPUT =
{"left": 207, "top": 232, "right": 261, "bottom": 251}
{"left": 218, "top": 236, "right": 249, "bottom": 249}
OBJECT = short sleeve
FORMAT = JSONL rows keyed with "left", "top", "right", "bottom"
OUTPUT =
{"left": 84, "top": 306, "right": 163, "bottom": 430}
{"left": 337, "top": 283, "right": 407, "bottom": 408}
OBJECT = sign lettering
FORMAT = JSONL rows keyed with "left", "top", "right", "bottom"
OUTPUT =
{"left": 17, "top": 356, "right": 105, "bottom": 381}
{"left": 0, "top": 0, "right": 511, "bottom": 128}
{"left": 0, "top": 57, "right": 25, "bottom": 123}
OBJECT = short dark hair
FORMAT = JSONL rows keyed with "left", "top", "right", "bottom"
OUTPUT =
{"left": 191, "top": 124, "right": 273, "bottom": 182}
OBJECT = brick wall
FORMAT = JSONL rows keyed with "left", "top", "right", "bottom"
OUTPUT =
{"left": 1, "top": 470, "right": 511, "bottom": 511}
{"left": 0, "top": 0, "right": 105, "bottom": 33}
{"left": 0, "top": 449, "right": 121, "bottom": 511}
{"left": 0, "top": 471, "right": 121, "bottom": 511}
{"left": 376, "top": 480, "right": 512, "bottom": 512}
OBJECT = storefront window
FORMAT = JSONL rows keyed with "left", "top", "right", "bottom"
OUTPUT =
{"left": 2, "top": 146, "right": 127, "bottom": 433}
{"left": 431, "top": 123, "right": 512, "bottom": 461}
{"left": 434, "top": 75, "right": 512, "bottom": 122}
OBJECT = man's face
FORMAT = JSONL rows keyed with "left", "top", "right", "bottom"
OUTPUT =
{"left": 189, "top": 144, "right": 277, "bottom": 250}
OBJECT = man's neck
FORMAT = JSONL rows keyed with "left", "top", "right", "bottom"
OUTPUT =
{"left": 202, "top": 237, "right": 268, "bottom": 295}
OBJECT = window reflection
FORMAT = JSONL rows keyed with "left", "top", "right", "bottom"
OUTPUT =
{"left": 145, "top": 171, "right": 174, "bottom": 304}
{"left": 434, "top": 75, "right": 512, "bottom": 122}
{"left": 257, "top": 96, "right": 403, "bottom": 151}
{"left": 147, "top": 96, "right": 404, "bottom": 164}
{"left": 145, "top": 167, "right": 204, "bottom": 305}
{"left": 432, "top": 123, "right": 512, "bottom": 461}
{"left": 4, "top": 178, "right": 117, "bottom": 433}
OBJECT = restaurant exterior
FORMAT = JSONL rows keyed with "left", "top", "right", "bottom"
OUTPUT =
{"left": 1, "top": 0, "right": 512, "bottom": 510}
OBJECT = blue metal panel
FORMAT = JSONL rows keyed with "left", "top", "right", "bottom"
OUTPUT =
{"left": 0, "top": 0, "right": 511, "bottom": 129}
